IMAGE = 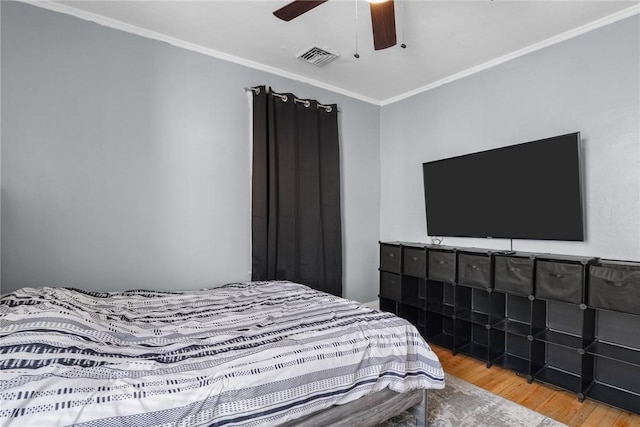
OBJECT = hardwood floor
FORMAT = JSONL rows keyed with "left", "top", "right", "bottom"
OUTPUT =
{"left": 431, "top": 345, "right": 640, "bottom": 426}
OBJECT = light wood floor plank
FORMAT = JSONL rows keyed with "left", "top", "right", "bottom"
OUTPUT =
{"left": 536, "top": 392, "right": 582, "bottom": 424}
{"left": 596, "top": 407, "right": 624, "bottom": 426}
{"left": 511, "top": 382, "right": 554, "bottom": 410}
{"left": 581, "top": 404, "right": 611, "bottom": 427}
{"left": 431, "top": 345, "right": 640, "bottom": 426}
{"left": 565, "top": 399, "right": 598, "bottom": 426}
{"left": 613, "top": 412, "right": 636, "bottom": 427}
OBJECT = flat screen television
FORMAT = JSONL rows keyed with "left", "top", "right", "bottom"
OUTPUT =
{"left": 422, "top": 132, "right": 584, "bottom": 241}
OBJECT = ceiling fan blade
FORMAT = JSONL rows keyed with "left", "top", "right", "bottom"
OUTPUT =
{"left": 370, "top": 0, "right": 397, "bottom": 50}
{"left": 273, "top": 0, "right": 329, "bottom": 22}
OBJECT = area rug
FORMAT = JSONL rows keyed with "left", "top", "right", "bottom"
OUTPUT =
{"left": 378, "top": 374, "right": 566, "bottom": 427}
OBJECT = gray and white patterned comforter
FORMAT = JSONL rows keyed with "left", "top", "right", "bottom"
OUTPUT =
{"left": 0, "top": 281, "right": 444, "bottom": 426}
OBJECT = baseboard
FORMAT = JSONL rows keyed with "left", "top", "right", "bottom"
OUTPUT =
{"left": 362, "top": 300, "right": 379, "bottom": 310}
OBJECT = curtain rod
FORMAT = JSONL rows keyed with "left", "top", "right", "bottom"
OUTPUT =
{"left": 244, "top": 87, "right": 335, "bottom": 113}
{"left": 245, "top": 86, "right": 261, "bottom": 95}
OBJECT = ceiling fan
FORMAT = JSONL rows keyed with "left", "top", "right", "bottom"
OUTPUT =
{"left": 273, "top": 0, "right": 397, "bottom": 51}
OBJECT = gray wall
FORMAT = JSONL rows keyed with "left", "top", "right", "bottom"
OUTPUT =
{"left": 0, "top": 1, "right": 3, "bottom": 284}
{"left": 1, "top": 2, "right": 381, "bottom": 302}
{"left": 380, "top": 16, "right": 640, "bottom": 261}
{"left": 3, "top": 2, "right": 638, "bottom": 304}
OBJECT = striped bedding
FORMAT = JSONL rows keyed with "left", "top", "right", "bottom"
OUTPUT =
{"left": 0, "top": 281, "right": 445, "bottom": 426}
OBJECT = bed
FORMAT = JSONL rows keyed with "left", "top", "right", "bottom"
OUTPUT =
{"left": 0, "top": 280, "right": 444, "bottom": 426}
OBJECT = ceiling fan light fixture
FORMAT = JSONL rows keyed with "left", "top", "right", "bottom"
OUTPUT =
{"left": 273, "top": 0, "right": 397, "bottom": 51}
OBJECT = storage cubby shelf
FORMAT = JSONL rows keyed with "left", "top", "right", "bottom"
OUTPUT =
{"left": 535, "top": 329, "right": 585, "bottom": 350}
{"left": 493, "top": 354, "right": 529, "bottom": 375}
{"left": 402, "top": 299, "right": 426, "bottom": 310}
{"left": 378, "top": 242, "right": 640, "bottom": 414}
{"left": 534, "top": 366, "right": 582, "bottom": 393}
{"left": 425, "top": 303, "right": 455, "bottom": 317}
{"left": 586, "top": 341, "right": 640, "bottom": 367}
{"left": 493, "top": 319, "right": 531, "bottom": 337}
{"left": 427, "top": 332, "right": 455, "bottom": 349}
{"left": 379, "top": 297, "right": 397, "bottom": 315}
{"left": 586, "top": 383, "right": 640, "bottom": 415}
{"left": 456, "top": 311, "right": 489, "bottom": 325}
{"left": 457, "top": 342, "right": 489, "bottom": 360}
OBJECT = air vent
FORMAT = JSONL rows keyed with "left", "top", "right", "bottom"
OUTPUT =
{"left": 296, "top": 44, "right": 340, "bottom": 67}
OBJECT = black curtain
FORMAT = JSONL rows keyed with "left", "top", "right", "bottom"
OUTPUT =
{"left": 251, "top": 86, "right": 342, "bottom": 297}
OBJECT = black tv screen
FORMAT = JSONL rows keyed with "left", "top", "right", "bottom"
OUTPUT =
{"left": 422, "top": 132, "right": 584, "bottom": 241}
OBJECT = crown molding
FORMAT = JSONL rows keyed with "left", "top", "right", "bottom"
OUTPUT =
{"left": 20, "top": 1, "right": 640, "bottom": 107}
{"left": 380, "top": 4, "right": 640, "bottom": 106}
{"left": 20, "top": 1, "right": 383, "bottom": 106}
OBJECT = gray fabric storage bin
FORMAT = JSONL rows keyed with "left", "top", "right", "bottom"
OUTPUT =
{"left": 403, "top": 247, "right": 426, "bottom": 278}
{"left": 458, "top": 253, "right": 492, "bottom": 290}
{"left": 428, "top": 250, "right": 455, "bottom": 283}
{"left": 589, "top": 263, "right": 640, "bottom": 316}
{"left": 536, "top": 260, "right": 584, "bottom": 304}
{"left": 380, "top": 244, "right": 401, "bottom": 273}
{"left": 495, "top": 256, "right": 534, "bottom": 296}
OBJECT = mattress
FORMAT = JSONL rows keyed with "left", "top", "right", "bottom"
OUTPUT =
{"left": 0, "top": 281, "right": 444, "bottom": 426}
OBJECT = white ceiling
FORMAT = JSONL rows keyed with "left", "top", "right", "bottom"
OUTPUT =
{"left": 38, "top": 1, "right": 640, "bottom": 104}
